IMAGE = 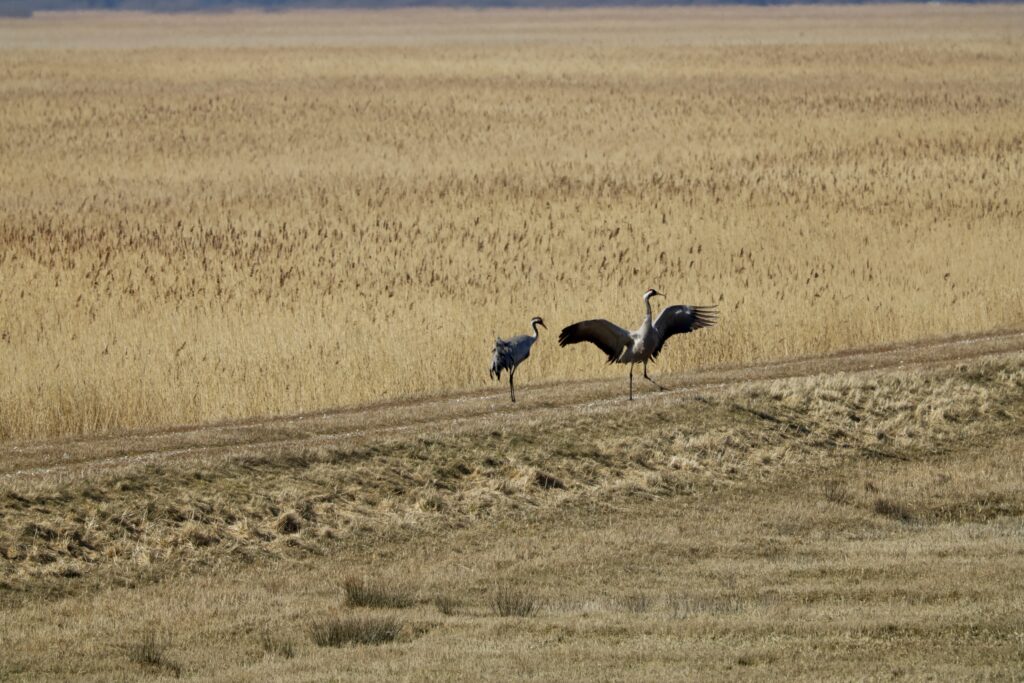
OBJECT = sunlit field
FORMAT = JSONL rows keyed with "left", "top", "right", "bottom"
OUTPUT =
{"left": 1, "top": 6, "right": 1022, "bottom": 440}
{"left": 3, "top": 343, "right": 1024, "bottom": 680}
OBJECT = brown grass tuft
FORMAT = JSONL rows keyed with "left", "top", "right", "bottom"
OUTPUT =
{"left": 823, "top": 479, "right": 849, "bottom": 505}
{"left": 873, "top": 496, "right": 914, "bottom": 523}
{"left": 491, "top": 585, "right": 539, "bottom": 617}
{"left": 343, "top": 576, "right": 417, "bottom": 609}
{"left": 309, "top": 616, "right": 403, "bottom": 647}
{"left": 275, "top": 512, "right": 302, "bottom": 535}
{"left": 124, "top": 629, "right": 181, "bottom": 677}
{"left": 259, "top": 631, "right": 297, "bottom": 659}
{"left": 433, "top": 593, "right": 459, "bottom": 616}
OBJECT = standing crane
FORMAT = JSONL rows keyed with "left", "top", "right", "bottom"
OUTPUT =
{"left": 490, "top": 316, "right": 546, "bottom": 403}
{"left": 558, "top": 289, "right": 717, "bottom": 400}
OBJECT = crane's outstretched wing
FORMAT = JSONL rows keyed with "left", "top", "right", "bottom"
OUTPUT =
{"left": 651, "top": 305, "right": 718, "bottom": 359}
{"left": 558, "top": 319, "right": 631, "bottom": 363}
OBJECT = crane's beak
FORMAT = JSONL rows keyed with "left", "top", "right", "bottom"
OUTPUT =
{"left": 539, "top": 321, "right": 547, "bottom": 329}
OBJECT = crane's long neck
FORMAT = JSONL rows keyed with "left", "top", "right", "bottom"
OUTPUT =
{"left": 643, "top": 293, "right": 654, "bottom": 321}
{"left": 531, "top": 320, "right": 541, "bottom": 338}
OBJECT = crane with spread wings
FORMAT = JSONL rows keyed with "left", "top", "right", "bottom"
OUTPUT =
{"left": 558, "top": 289, "right": 717, "bottom": 400}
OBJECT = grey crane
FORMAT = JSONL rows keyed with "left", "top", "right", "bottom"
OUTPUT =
{"left": 558, "top": 289, "right": 717, "bottom": 400}
{"left": 490, "top": 316, "right": 546, "bottom": 403}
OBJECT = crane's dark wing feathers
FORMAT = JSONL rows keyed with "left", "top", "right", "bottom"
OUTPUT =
{"left": 651, "top": 305, "right": 718, "bottom": 359}
{"left": 490, "top": 338, "right": 515, "bottom": 380}
{"left": 558, "top": 319, "right": 631, "bottom": 363}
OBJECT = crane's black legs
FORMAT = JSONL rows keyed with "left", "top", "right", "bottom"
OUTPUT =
{"left": 643, "top": 362, "right": 665, "bottom": 391}
{"left": 629, "top": 365, "right": 633, "bottom": 401}
{"left": 509, "top": 368, "right": 516, "bottom": 403}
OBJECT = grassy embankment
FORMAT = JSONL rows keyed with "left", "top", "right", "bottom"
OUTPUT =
{"left": 2, "top": 349, "right": 1023, "bottom": 680}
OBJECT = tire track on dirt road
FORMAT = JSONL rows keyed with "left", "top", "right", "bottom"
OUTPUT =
{"left": 2, "top": 329, "right": 1022, "bottom": 485}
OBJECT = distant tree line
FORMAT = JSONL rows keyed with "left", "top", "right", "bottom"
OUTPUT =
{"left": 0, "top": 0, "right": 1007, "bottom": 17}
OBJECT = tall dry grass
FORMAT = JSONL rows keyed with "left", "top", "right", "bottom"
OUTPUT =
{"left": 1, "top": 7, "right": 1023, "bottom": 440}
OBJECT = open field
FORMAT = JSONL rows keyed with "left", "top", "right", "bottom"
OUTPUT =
{"left": 2, "top": 334, "right": 1024, "bottom": 680}
{"left": 3, "top": 10, "right": 1024, "bottom": 675}
{"left": 2, "top": 6, "right": 1024, "bottom": 440}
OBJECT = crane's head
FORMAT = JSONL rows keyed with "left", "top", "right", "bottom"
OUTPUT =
{"left": 644, "top": 288, "right": 663, "bottom": 299}
{"left": 531, "top": 316, "right": 547, "bottom": 330}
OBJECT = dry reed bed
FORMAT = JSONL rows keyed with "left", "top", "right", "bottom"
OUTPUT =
{"left": 1, "top": 9, "right": 1023, "bottom": 439}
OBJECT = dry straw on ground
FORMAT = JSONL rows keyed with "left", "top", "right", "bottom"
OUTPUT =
{"left": 1, "top": 7, "right": 1023, "bottom": 440}
{"left": 2, "top": 348, "right": 1023, "bottom": 680}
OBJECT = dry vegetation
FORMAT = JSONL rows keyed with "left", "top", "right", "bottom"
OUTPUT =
{"left": 1, "top": 348, "right": 1023, "bottom": 679}
{"left": 3, "top": 344, "right": 1022, "bottom": 590}
{"left": 2, "top": 10, "right": 1024, "bottom": 677}
{"left": 1, "top": 7, "right": 1023, "bottom": 440}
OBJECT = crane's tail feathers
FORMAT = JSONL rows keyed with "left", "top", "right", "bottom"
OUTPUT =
{"left": 490, "top": 338, "right": 514, "bottom": 381}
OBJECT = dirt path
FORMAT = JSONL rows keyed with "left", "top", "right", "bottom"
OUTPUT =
{"left": 3, "top": 328, "right": 1023, "bottom": 484}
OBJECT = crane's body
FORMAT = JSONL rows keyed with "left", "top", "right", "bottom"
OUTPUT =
{"left": 559, "top": 289, "right": 717, "bottom": 400}
{"left": 490, "top": 316, "right": 546, "bottom": 402}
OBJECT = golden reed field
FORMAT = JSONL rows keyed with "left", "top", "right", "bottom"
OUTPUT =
{"left": 1, "top": 6, "right": 1023, "bottom": 440}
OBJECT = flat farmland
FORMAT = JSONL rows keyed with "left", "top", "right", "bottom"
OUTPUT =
{"left": 1, "top": 7, "right": 1022, "bottom": 440}
{"left": 3, "top": 9, "right": 1024, "bottom": 678}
